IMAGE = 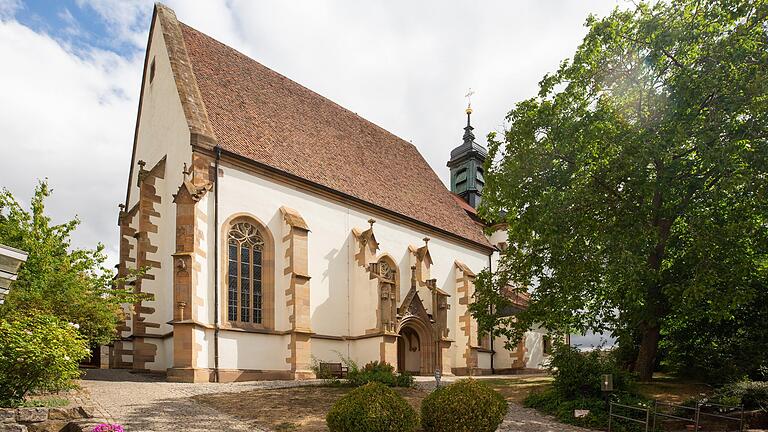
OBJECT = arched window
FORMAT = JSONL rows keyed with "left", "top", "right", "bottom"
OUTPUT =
{"left": 227, "top": 222, "right": 265, "bottom": 324}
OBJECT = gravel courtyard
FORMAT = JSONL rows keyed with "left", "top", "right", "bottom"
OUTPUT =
{"left": 81, "top": 369, "right": 590, "bottom": 432}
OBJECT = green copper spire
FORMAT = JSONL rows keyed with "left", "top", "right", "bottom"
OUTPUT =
{"left": 447, "top": 103, "right": 487, "bottom": 208}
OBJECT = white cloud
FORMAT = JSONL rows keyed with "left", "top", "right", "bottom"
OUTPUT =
{"left": 0, "top": 0, "right": 623, "bottom": 267}
{"left": 0, "top": 19, "right": 143, "bottom": 263}
{"left": 76, "top": 0, "right": 153, "bottom": 48}
{"left": 0, "top": 0, "right": 21, "bottom": 20}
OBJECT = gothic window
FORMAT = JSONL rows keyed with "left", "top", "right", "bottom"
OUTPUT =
{"left": 227, "top": 221, "right": 265, "bottom": 324}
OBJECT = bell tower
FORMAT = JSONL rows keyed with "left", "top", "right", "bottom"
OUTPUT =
{"left": 447, "top": 95, "right": 487, "bottom": 208}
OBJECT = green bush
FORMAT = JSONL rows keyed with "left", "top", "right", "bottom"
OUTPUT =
{"left": 0, "top": 314, "right": 90, "bottom": 407}
{"left": 524, "top": 389, "right": 649, "bottom": 431}
{"left": 326, "top": 382, "right": 418, "bottom": 432}
{"left": 346, "top": 360, "right": 413, "bottom": 388}
{"left": 548, "top": 344, "right": 635, "bottom": 398}
{"left": 713, "top": 380, "right": 768, "bottom": 410}
{"left": 421, "top": 379, "right": 508, "bottom": 432}
{"left": 522, "top": 344, "right": 647, "bottom": 431}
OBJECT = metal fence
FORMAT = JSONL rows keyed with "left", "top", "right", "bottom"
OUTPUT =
{"left": 609, "top": 402, "right": 651, "bottom": 432}
{"left": 608, "top": 400, "right": 745, "bottom": 432}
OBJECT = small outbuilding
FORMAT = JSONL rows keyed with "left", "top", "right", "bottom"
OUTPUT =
{"left": 0, "top": 243, "right": 28, "bottom": 304}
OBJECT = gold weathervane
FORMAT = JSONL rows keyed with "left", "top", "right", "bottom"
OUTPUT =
{"left": 465, "top": 88, "right": 475, "bottom": 114}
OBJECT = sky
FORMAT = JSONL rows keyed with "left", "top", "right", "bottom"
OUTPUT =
{"left": 0, "top": 0, "right": 622, "bottom": 346}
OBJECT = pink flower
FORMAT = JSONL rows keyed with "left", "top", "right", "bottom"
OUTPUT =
{"left": 91, "top": 423, "right": 124, "bottom": 432}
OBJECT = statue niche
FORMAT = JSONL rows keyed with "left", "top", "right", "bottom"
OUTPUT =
{"left": 367, "top": 257, "right": 398, "bottom": 333}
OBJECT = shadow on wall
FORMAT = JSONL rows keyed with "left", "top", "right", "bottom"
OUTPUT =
{"left": 398, "top": 249, "right": 411, "bottom": 301}
{"left": 311, "top": 231, "right": 354, "bottom": 359}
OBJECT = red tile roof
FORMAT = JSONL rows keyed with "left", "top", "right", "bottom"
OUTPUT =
{"left": 452, "top": 194, "right": 478, "bottom": 216}
{"left": 178, "top": 22, "right": 489, "bottom": 248}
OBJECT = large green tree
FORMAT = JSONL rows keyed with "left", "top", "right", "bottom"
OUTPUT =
{"left": 0, "top": 181, "right": 141, "bottom": 346}
{"left": 472, "top": 0, "right": 768, "bottom": 380}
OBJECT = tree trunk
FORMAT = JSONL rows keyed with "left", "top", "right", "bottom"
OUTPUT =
{"left": 634, "top": 322, "right": 661, "bottom": 381}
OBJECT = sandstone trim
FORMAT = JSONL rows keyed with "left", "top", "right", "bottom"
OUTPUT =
{"left": 154, "top": 4, "right": 216, "bottom": 143}
{"left": 455, "top": 260, "right": 478, "bottom": 375}
{"left": 280, "top": 206, "right": 314, "bottom": 379}
{"left": 132, "top": 157, "right": 167, "bottom": 369}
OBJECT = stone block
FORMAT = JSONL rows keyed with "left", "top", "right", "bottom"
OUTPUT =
{"left": 46, "top": 408, "right": 73, "bottom": 421}
{"left": 27, "top": 421, "right": 68, "bottom": 432}
{"left": 0, "top": 410, "right": 15, "bottom": 423}
{"left": 61, "top": 419, "right": 105, "bottom": 432}
{"left": 0, "top": 424, "right": 27, "bottom": 432}
{"left": 15, "top": 409, "right": 47, "bottom": 423}
{"left": 74, "top": 407, "right": 94, "bottom": 419}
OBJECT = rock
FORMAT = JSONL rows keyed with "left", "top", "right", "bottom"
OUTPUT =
{"left": 61, "top": 419, "right": 106, "bottom": 432}
{"left": 0, "top": 424, "right": 28, "bottom": 432}
{"left": 0, "top": 410, "right": 15, "bottom": 423}
{"left": 74, "top": 407, "right": 94, "bottom": 419}
{"left": 27, "top": 421, "right": 68, "bottom": 432}
{"left": 15, "top": 409, "right": 47, "bottom": 423}
{"left": 45, "top": 409, "right": 69, "bottom": 421}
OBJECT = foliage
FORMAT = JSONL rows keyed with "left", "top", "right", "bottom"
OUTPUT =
{"left": 661, "top": 286, "right": 768, "bottom": 383}
{"left": 18, "top": 396, "right": 69, "bottom": 408}
{"left": 524, "top": 389, "right": 649, "bottom": 431}
{"left": 0, "top": 181, "right": 145, "bottom": 346}
{"left": 344, "top": 359, "right": 413, "bottom": 388}
{"left": 0, "top": 314, "right": 90, "bottom": 407}
{"left": 524, "top": 344, "right": 647, "bottom": 430}
{"left": 325, "top": 382, "right": 418, "bottom": 432}
{"left": 547, "top": 344, "right": 635, "bottom": 398}
{"left": 712, "top": 380, "right": 768, "bottom": 411}
{"left": 420, "top": 379, "right": 508, "bottom": 432}
{"left": 310, "top": 356, "right": 335, "bottom": 380}
{"left": 472, "top": 0, "right": 768, "bottom": 380}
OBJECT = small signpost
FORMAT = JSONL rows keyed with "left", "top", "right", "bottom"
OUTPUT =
{"left": 602, "top": 374, "right": 614, "bottom": 392}
{"left": 434, "top": 368, "right": 442, "bottom": 388}
{"left": 602, "top": 374, "right": 614, "bottom": 411}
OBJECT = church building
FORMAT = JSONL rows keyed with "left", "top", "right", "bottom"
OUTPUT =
{"left": 111, "top": 3, "right": 548, "bottom": 382}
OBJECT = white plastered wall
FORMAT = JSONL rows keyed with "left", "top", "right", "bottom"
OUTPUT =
{"left": 125, "top": 16, "right": 192, "bottom": 371}
{"left": 202, "top": 163, "right": 490, "bottom": 372}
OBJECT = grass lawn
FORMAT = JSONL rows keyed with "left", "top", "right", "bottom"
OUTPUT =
{"left": 193, "top": 385, "right": 427, "bottom": 432}
{"left": 193, "top": 376, "right": 551, "bottom": 431}
{"left": 192, "top": 375, "right": 711, "bottom": 431}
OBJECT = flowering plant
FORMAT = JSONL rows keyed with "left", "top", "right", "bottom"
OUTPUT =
{"left": 91, "top": 423, "right": 125, "bottom": 432}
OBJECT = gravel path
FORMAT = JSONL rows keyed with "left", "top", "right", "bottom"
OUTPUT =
{"left": 82, "top": 369, "right": 591, "bottom": 432}
{"left": 81, "top": 369, "right": 325, "bottom": 432}
{"left": 499, "top": 403, "right": 592, "bottom": 432}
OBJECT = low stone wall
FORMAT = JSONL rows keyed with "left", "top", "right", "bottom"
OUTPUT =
{"left": 0, "top": 406, "right": 104, "bottom": 432}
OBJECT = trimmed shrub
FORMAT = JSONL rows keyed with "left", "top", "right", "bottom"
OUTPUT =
{"left": 0, "top": 314, "right": 90, "bottom": 407}
{"left": 326, "top": 382, "right": 418, "bottom": 432}
{"left": 421, "top": 379, "right": 508, "bottom": 432}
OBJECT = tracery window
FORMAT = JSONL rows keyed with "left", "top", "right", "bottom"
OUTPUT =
{"left": 227, "top": 222, "right": 264, "bottom": 324}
